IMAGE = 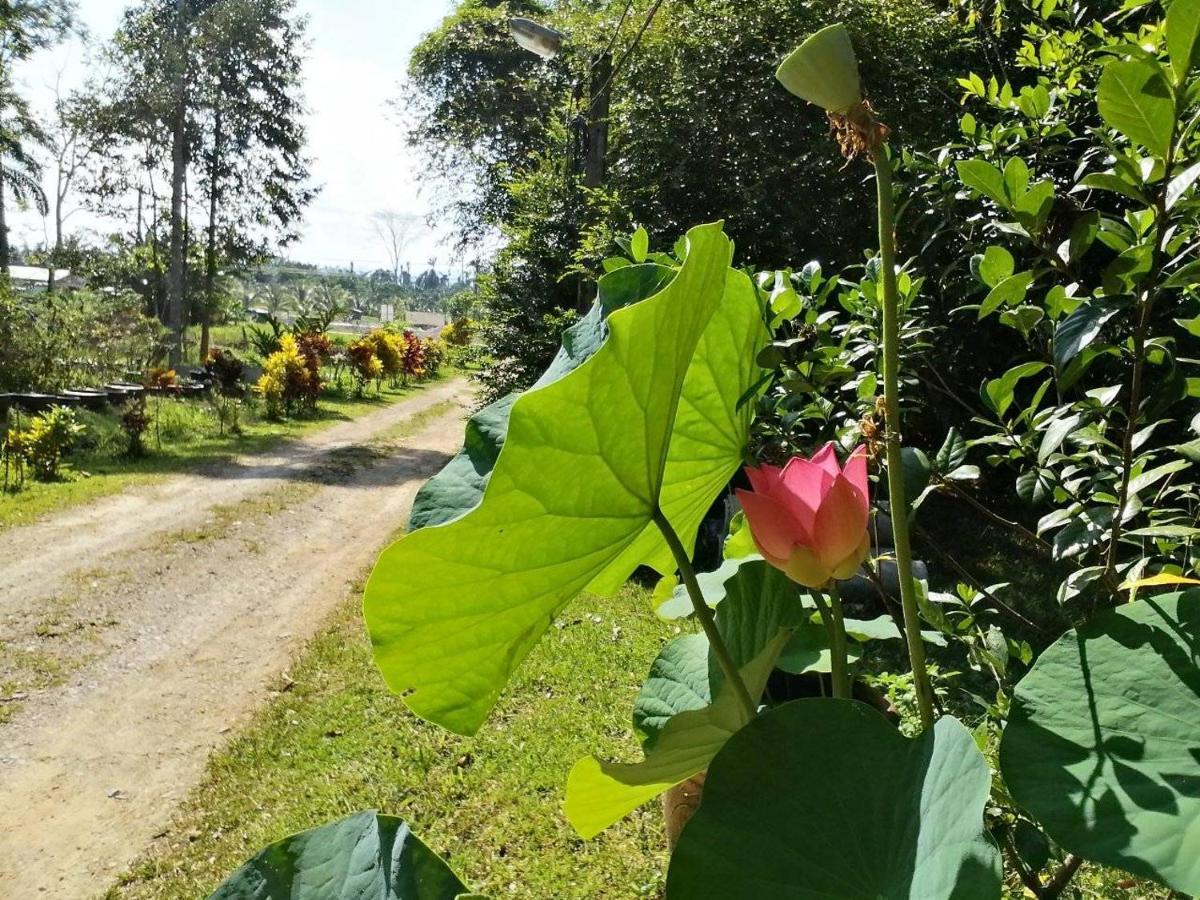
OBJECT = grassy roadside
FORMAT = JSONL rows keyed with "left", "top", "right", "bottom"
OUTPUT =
{"left": 108, "top": 584, "right": 675, "bottom": 899}
{"left": 0, "top": 377, "right": 455, "bottom": 532}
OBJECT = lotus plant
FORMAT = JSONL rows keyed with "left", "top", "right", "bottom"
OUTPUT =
{"left": 777, "top": 22, "right": 935, "bottom": 726}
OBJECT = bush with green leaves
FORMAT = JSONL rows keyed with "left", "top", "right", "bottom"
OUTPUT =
{"left": 0, "top": 287, "right": 161, "bottom": 392}
{"left": 212, "top": 5, "right": 1200, "bottom": 899}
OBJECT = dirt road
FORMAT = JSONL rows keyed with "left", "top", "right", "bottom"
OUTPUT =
{"left": 0, "top": 380, "right": 472, "bottom": 898}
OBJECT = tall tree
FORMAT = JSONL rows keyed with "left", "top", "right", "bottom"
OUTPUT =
{"left": 103, "top": 0, "right": 313, "bottom": 363}
{"left": 193, "top": 0, "right": 314, "bottom": 359}
{"left": 0, "top": 0, "right": 74, "bottom": 274}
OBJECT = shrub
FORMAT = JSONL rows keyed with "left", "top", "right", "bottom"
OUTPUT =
{"left": 256, "top": 334, "right": 317, "bottom": 418}
{"left": 120, "top": 398, "right": 150, "bottom": 457}
{"left": 0, "top": 287, "right": 161, "bottom": 392}
{"left": 363, "top": 328, "right": 404, "bottom": 385}
{"left": 440, "top": 317, "right": 475, "bottom": 347}
{"left": 18, "top": 406, "right": 86, "bottom": 482}
{"left": 346, "top": 338, "right": 382, "bottom": 396}
{"left": 422, "top": 337, "right": 447, "bottom": 376}
{"left": 205, "top": 348, "right": 247, "bottom": 435}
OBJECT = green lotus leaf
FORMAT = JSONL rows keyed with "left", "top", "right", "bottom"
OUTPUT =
{"left": 568, "top": 559, "right": 805, "bottom": 837}
{"left": 565, "top": 630, "right": 790, "bottom": 840}
{"left": 410, "top": 263, "right": 675, "bottom": 530}
{"left": 635, "top": 559, "right": 805, "bottom": 747}
{"left": 775, "top": 23, "right": 863, "bottom": 114}
{"left": 666, "top": 700, "right": 1002, "bottom": 899}
{"left": 1000, "top": 591, "right": 1200, "bottom": 894}
{"left": 365, "top": 222, "right": 768, "bottom": 735}
{"left": 208, "top": 810, "right": 473, "bottom": 899}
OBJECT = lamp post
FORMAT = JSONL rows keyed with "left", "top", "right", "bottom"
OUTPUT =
{"left": 509, "top": 18, "right": 610, "bottom": 191}
{"left": 509, "top": 17, "right": 611, "bottom": 312}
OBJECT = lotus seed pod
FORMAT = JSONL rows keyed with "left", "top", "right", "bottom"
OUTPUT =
{"left": 775, "top": 23, "right": 863, "bottom": 114}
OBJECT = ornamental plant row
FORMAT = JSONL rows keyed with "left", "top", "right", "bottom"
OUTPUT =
{"left": 210, "top": 3, "right": 1200, "bottom": 897}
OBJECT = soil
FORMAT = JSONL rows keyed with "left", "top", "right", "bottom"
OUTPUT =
{"left": 0, "top": 379, "right": 472, "bottom": 898}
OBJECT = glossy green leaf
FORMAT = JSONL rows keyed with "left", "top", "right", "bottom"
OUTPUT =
{"left": 978, "top": 245, "right": 1015, "bottom": 287}
{"left": 1000, "top": 592, "right": 1200, "bottom": 894}
{"left": 775, "top": 23, "right": 862, "bottom": 113}
{"left": 1166, "top": 159, "right": 1200, "bottom": 210}
{"left": 666, "top": 700, "right": 1002, "bottom": 899}
{"left": 365, "top": 223, "right": 768, "bottom": 735}
{"left": 1078, "top": 172, "right": 1150, "bottom": 204}
{"left": 1097, "top": 59, "right": 1175, "bottom": 161}
{"left": 979, "top": 272, "right": 1033, "bottom": 319}
{"left": 630, "top": 226, "right": 649, "bottom": 263}
{"left": 1053, "top": 301, "right": 1120, "bottom": 370}
{"left": 410, "top": 264, "right": 674, "bottom": 530}
{"left": 209, "top": 811, "right": 471, "bottom": 900}
{"left": 984, "top": 362, "right": 1048, "bottom": 418}
{"left": 1167, "top": 0, "right": 1200, "bottom": 81}
{"left": 957, "top": 159, "right": 1007, "bottom": 206}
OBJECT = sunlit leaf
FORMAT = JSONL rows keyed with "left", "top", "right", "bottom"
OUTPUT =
{"left": 1000, "top": 592, "right": 1200, "bottom": 894}
{"left": 1097, "top": 59, "right": 1175, "bottom": 160}
{"left": 365, "top": 224, "right": 767, "bottom": 735}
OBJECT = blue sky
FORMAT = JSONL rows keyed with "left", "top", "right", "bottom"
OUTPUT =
{"left": 10, "top": 0, "right": 459, "bottom": 272}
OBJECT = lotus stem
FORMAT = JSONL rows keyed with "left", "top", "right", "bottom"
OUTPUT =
{"left": 872, "top": 145, "right": 936, "bottom": 730}
{"left": 653, "top": 509, "right": 759, "bottom": 722}
{"left": 813, "top": 583, "right": 850, "bottom": 699}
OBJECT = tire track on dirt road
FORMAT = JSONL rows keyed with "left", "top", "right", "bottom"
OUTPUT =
{"left": 0, "top": 379, "right": 472, "bottom": 898}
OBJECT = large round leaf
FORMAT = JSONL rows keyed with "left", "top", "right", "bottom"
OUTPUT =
{"left": 365, "top": 222, "right": 768, "bottom": 735}
{"left": 209, "top": 810, "right": 472, "bottom": 899}
{"left": 666, "top": 700, "right": 1001, "bottom": 899}
{"left": 1000, "top": 591, "right": 1200, "bottom": 894}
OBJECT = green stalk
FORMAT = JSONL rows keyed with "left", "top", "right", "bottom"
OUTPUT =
{"left": 813, "top": 584, "right": 850, "bottom": 699}
{"left": 653, "top": 509, "right": 759, "bottom": 722}
{"left": 872, "top": 145, "right": 936, "bottom": 730}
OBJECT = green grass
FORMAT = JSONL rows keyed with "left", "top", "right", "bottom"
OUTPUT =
{"left": 109, "top": 584, "right": 674, "bottom": 899}
{"left": 0, "top": 377, "right": 449, "bottom": 531}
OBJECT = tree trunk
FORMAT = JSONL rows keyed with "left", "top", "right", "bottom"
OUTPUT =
{"left": 49, "top": 164, "right": 64, "bottom": 294}
{"left": 201, "top": 100, "right": 222, "bottom": 362}
{"left": 166, "top": 66, "right": 189, "bottom": 367}
{"left": 0, "top": 161, "right": 9, "bottom": 277}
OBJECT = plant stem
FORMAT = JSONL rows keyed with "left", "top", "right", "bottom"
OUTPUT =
{"left": 652, "top": 509, "right": 758, "bottom": 722}
{"left": 872, "top": 145, "right": 936, "bottom": 730}
{"left": 816, "top": 583, "right": 851, "bottom": 699}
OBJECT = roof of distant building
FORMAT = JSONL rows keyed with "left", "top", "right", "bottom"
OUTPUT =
{"left": 6, "top": 265, "right": 80, "bottom": 285}
{"left": 407, "top": 310, "right": 446, "bottom": 328}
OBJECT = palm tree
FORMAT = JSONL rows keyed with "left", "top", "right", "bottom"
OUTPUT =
{"left": 0, "top": 73, "right": 48, "bottom": 276}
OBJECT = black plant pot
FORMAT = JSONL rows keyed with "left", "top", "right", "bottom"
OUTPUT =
{"left": 60, "top": 389, "right": 110, "bottom": 411}
{"left": 11, "top": 393, "right": 61, "bottom": 413}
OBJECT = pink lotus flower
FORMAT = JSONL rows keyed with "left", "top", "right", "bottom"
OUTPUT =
{"left": 735, "top": 444, "right": 870, "bottom": 588}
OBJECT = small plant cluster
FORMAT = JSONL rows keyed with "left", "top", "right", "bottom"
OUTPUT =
{"left": 255, "top": 332, "right": 327, "bottom": 418}
{"left": 345, "top": 328, "right": 444, "bottom": 396}
{"left": 2, "top": 406, "right": 86, "bottom": 488}
{"left": 204, "top": 348, "right": 247, "bottom": 435}
{"left": 439, "top": 316, "right": 475, "bottom": 347}
{"left": 210, "top": 2, "right": 1200, "bottom": 898}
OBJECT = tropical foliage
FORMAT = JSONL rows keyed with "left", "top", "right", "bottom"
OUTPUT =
{"left": 215, "top": 1, "right": 1200, "bottom": 897}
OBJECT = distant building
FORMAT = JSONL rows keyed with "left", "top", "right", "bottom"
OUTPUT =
{"left": 5, "top": 266, "right": 86, "bottom": 291}
{"left": 406, "top": 310, "right": 446, "bottom": 336}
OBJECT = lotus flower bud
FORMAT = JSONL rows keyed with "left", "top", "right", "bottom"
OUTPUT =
{"left": 775, "top": 23, "right": 862, "bottom": 114}
{"left": 735, "top": 444, "right": 870, "bottom": 588}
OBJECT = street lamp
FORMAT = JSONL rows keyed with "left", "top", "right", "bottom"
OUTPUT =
{"left": 508, "top": 17, "right": 564, "bottom": 60}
